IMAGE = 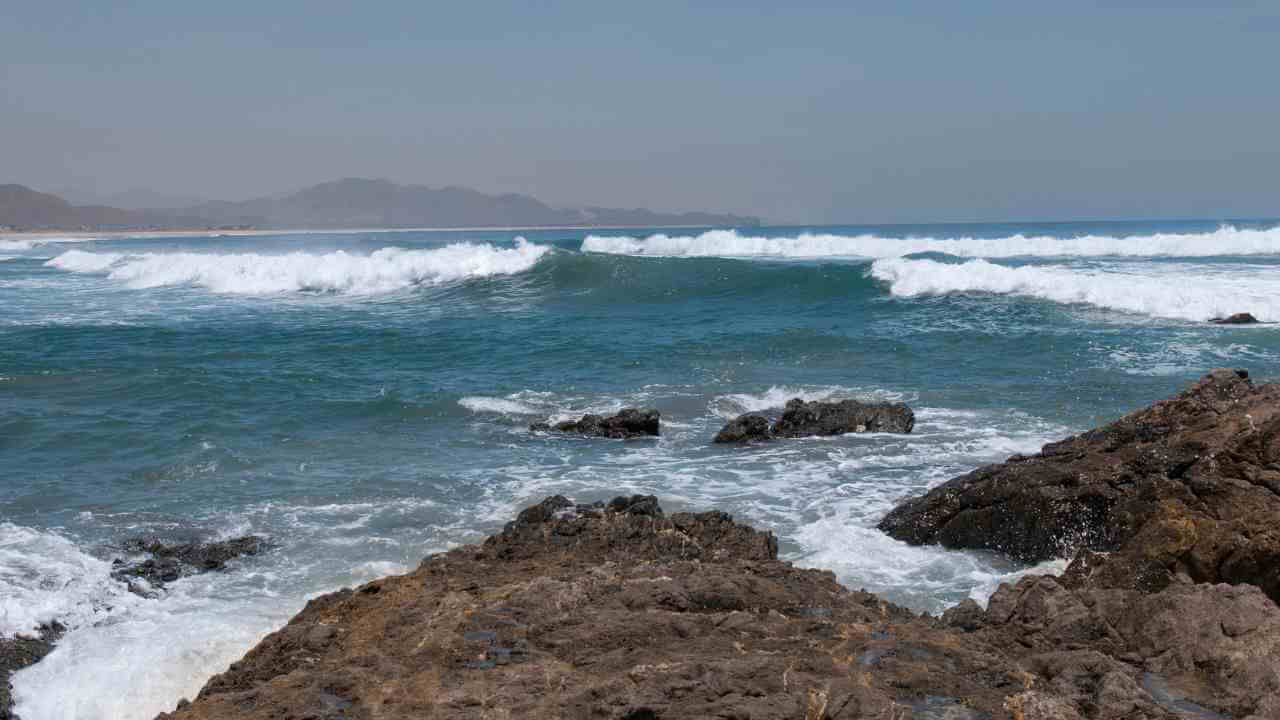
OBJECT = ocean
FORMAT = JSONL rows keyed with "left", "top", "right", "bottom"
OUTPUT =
{"left": 2, "top": 220, "right": 1279, "bottom": 719}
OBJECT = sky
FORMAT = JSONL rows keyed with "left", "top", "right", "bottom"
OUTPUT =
{"left": 3, "top": 1, "right": 1278, "bottom": 224}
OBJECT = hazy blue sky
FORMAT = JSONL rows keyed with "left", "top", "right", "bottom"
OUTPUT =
{"left": 3, "top": 1, "right": 1277, "bottom": 223}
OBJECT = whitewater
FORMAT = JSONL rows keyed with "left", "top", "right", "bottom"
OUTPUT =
{"left": 3, "top": 219, "right": 1279, "bottom": 719}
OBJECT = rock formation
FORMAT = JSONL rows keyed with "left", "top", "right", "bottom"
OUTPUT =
{"left": 1, "top": 624, "right": 61, "bottom": 720}
{"left": 111, "top": 535, "right": 269, "bottom": 593}
{"left": 530, "top": 408, "right": 660, "bottom": 439}
{"left": 1209, "top": 313, "right": 1260, "bottom": 325}
{"left": 155, "top": 490, "right": 1280, "bottom": 719}
{"left": 714, "top": 398, "right": 915, "bottom": 443}
{"left": 880, "top": 369, "right": 1280, "bottom": 605}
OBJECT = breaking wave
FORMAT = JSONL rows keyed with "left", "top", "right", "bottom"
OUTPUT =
{"left": 871, "top": 257, "right": 1280, "bottom": 322}
{"left": 44, "top": 239, "right": 550, "bottom": 295}
{"left": 582, "top": 226, "right": 1280, "bottom": 259}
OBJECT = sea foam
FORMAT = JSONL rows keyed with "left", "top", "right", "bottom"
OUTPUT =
{"left": 582, "top": 226, "right": 1280, "bottom": 259}
{"left": 45, "top": 239, "right": 550, "bottom": 295}
{"left": 870, "top": 257, "right": 1280, "bottom": 322}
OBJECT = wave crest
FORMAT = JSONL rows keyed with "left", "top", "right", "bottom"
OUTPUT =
{"left": 583, "top": 226, "right": 1280, "bottom": 259}
{"left": 871, "top": 257, "right": 1280, "bottom": 322}
{"left": 45, "top": 240, "right": 550, "bottom": 295}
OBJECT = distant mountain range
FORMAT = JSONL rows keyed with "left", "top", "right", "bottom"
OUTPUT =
{"left": 0, "top": 179, "right": 759, "bottom": 231}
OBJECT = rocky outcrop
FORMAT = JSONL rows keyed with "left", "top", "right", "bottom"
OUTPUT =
{"left": 530, "top": 408, "right": 660, "bottom": 439}
{"left": 155, "top": 492, "right": 1280, "bottom": 720}
{"left": 714, "top": 398, "right": 915, "bottom": 443}
{"left": 880, "top": 369, "right": 1280, "bottom": 605}
{"left": 1209, "top": 313, "right": 1260, "bottom": 325}
{"left": 111, "top": 536, "right": 269, "bottom": 593}
{"left": 711, "top": 413, "right": 771, "bottom": 443}
{"left": 1, "top": 624, "right": 61, "bottom": 720}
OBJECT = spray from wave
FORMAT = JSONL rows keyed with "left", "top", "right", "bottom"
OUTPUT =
{"left": 45, "top": 239, "right": 550, "bottom": 295}
{"left": 870, "top": 257, "right": 1280, "bottom": 322}
{"left": 582, "top": 226, "right": 1280, "bottom": 259}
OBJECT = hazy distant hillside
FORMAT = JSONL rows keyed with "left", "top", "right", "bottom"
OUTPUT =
{"left": 2, "top": 179, "right": 759, "bottom": 231}
{"left": 0, "top": 184, "right": 162, "bottom": 229}
{"left": 184, "top": 178, "right": 760, "bottom": 229}
{"left": 53, "top": 186, "right": 209, "bottom": 211}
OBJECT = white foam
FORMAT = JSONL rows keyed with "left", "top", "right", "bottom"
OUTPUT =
{"left": 871, "top": 257, "right": 1280, "bottom": 322}
{"left": 582, "top": 226, "right": 1280, "bottom": 259}
{"left": 459, "top": 396, "right": 541, "bottom": 415}
{"left": 45, "top": 239, "right": 550, "bottom": 295}
{"left": 708, "top": 385, "right": 912, "bottom": 419}
{"left": 0, "top": 524, "right": 130, "bottom": 638}
{"left": 0, "top": 237, "right": 97, "bottom": 252}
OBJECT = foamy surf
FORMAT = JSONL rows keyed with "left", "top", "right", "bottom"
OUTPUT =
{"left": 583, "top": 225, "right": 1280, "bottom": 259}
{"left": 0, "top": 237, "right": 97, "bottom": 252}
{"left": 44, "top": 239, "right": 550, "bottom": 295}
{"left": 871, "top": 257, "right": 1280, "bottom": 322}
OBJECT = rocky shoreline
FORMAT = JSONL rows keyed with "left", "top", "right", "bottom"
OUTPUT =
{"left": 147, "top": 370, "right": 1279, "bottom": 720}
{"left": 9, "top": 371, "right": 1280, "bottom": 719}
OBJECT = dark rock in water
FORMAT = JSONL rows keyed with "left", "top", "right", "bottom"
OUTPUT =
{"left": 112, "top": 535, "right": 268, "bottom": 592}
{"left": 772, "top": 397, "right": 915, "bottom": 437}
{"left": 1, "top": 623, "right": 62, "bottom": 720}
{"left": 880, "top": 368, "right": 1280, "bottom": 606}
{"left": 711, "top": 413, "right": 771, "bottom": 443}
{"left": 1209, "top": 312, "right": 1260, "bottom": 324}
{"left": 713, "top": 398, "right": 915, "bottom": 443}
{"left": 157, "top": 494, "right": 1280, "bottom": 720}
{"left": 530, "top": 407, "right": 660, "bottom": 438}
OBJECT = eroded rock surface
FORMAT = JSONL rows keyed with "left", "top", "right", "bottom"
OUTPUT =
{"left": 880, "top": 369, "right": 1280, "bottom": 604}
{"left": 714, "top": 398, "right": 915, "bottom": 443}
{"left": 157, "top": 493, "right": 1278, "bottom": 720}
{"left": 531, "top": 407, "right": 660, "bottom": 439}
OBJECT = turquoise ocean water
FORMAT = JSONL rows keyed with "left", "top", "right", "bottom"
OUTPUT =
{"left": 3, "top": 220, "right": 1280, "bottom": 718}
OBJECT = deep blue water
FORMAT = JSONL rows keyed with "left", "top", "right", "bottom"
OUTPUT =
{"left": 2, "top": 219, "right": 1279, "bottom": 718}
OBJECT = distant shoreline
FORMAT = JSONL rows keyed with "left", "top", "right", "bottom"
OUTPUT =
{"left": 0, "top": 224, "right": 737, "bottom": 240}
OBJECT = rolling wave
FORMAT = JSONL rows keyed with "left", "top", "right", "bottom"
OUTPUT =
{"left": 583, "top": 226, "right": 1280, "bottom": 259}
{"left": 44, "top": 239, "right": 550, "bottom": 295}
{"left": 871, "top": 257, "right": 1280, "bottom": 322}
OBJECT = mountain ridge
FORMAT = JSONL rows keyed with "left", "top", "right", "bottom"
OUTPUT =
{"left": 1, "top": 179, "right": 759, "bottom": 231}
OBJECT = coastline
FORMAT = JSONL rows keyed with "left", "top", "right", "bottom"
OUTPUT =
{"left": 97, "top": 371, "right": 1280, "bottom": 719}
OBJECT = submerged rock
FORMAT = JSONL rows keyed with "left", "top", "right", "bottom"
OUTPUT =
{"left": 1, "top": 623, "right": 62, "bottom": 720}
{"left": 1209, "top": 312, "right": 1260, "bottom": 324}
{"left": 880, "top": 368, "right": 1280, "bottom": 605}
{"left": 530, "top": 407, "right": 660, "bottom": 438}
{"left": 156, "top": 492, "right": 1280, "bottom": 720}
{"left": 111, "top": 535, "right": 269, "bottom": 592}
{"left": 714, "top": 398, "right": 915, "bottom": 443}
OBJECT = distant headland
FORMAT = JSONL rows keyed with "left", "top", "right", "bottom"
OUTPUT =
{"left": 0, "top": 178, "right": 760, "bottom": 233}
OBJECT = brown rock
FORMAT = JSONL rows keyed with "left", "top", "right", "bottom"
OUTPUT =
{"left": 156, "top": 494, "right": 1280, "bottom": 720}
{"left": 530, "top": 408, "right": 660, "bottom": 438}
{"left": 879, "top": 369, "right": 1280, "bottom": 604}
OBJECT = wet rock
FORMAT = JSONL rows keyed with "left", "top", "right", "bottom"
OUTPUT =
{"left": 713, "top": 398, "right": 915, "bottom": 443}
{"left": 1209, "top": 312, "right": 1260, "bottom": 324}
{"left": 157, "top": 493, "right": 1280, "bottom": 720}
{"left": 1, "top": 623, "right": 62, "bottom": 720}
{"left": 772, "top": 397, "right": 914, "bottom": 436}
{"left": 711, "top": 413, "right": 771, "bottom": 444}
{"left": 530, "top": 407, "right": 660, "bottom": 438}
{"left": 111, "top": 535, "right": 268, "bottom": 591}
{"left": 880, "top": 368, "right": 1280, "bottom": 604}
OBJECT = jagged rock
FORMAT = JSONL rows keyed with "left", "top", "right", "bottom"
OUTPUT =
{"left": 711, "top": 413, "right": 771, "bottom": 443}
{"left": 713, "top": 398, "right": 915, "bottom": 443}
{"left": 1209, "top": 312, "right": 1259, "bottom": 324}
{"left": 155, "top": 494, "right": 1279, "bottom": 720}
{"left": 880, "top": 369, "right": 1280, "bottom": 605}
{"left": 530, "top": 407, "right": 660, "bottom": 438}
{"left": 112, "top": 536, "right": 268, "bottom": 591}
{"left": 773, "top": 398, "right": 915, "bottom": 436}
{"left": 1, "top": 623, "right": 62, "bottom": 720}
